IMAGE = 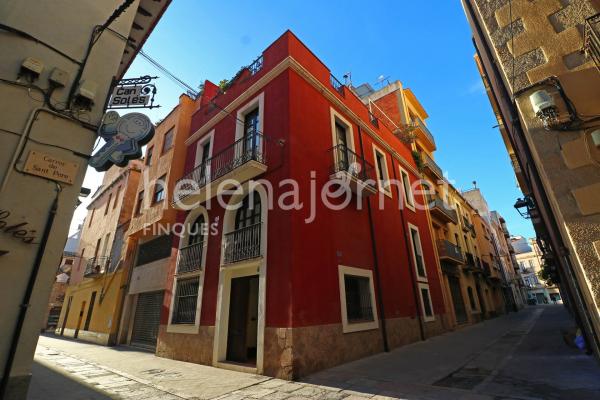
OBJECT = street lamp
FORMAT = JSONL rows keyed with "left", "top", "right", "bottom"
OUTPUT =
{"left": 514, "top": 196, "right": 534, "bottom": 219}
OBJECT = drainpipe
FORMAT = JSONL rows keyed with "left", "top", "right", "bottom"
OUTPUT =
{"left": 357, "top": 126, "right": 389, "bottom": 352}
{"left": 1, "top": 184, "right": 61, "bottom": 398}
{"left": 390, "top": 158, "right": 426, "bottom": 341}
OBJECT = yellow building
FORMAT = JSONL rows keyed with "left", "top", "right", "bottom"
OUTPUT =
{"left": 56, "top": 163, "right": 141, "bottom": 345}
{"left": 514, "top": 237, "right": 562, "bottom": 305}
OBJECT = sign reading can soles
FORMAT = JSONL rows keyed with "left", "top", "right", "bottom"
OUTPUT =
{"left": 23, "top": 151, "right": 79, "bottom": 185}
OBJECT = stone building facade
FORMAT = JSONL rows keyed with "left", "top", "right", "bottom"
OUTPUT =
{"left": 462, "top": 0, "right": 600, "bottom": 357}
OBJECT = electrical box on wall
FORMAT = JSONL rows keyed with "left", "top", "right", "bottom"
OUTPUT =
{"left": 74, "top": 80, "right": 98, "bottom": 109}
{"left": 20, "top": 57, "right": 44, "bottom": 81}
{"left": 49, "top": 68, "right": 69, "bottom": 87}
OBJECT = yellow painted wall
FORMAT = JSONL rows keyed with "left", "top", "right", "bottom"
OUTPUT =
{"left": 56, "top": 269, "right": 126, "bottom": 344}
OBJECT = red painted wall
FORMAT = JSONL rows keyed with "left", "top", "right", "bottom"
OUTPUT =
{"left": 164, "top": 30, "right": 446, "bottom": 330}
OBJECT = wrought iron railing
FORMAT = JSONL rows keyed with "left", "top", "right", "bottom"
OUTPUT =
{"left": 248, "top": 55, "right": 264, "bottom": 75}
{"left": 414, "top": 117, "right": 436, "bottom": 146}
{"left": 330, "top": 74, "right": 345, "bottom": 97}
{"left": 482, "top": 261, "right": 491, "bottom": 276}
{"left": 465, "top": 252, "right": 476, "bottom": 269}
{"left": 224, "top": 222, "right": 262, "bottom": 264}
{"left": 328, "top": 144, "right": 375, "bottom": 183}
{"left": 177, "top": 242, "right": 204, "bottom": 274}
{"left": 437, "top": 240, "right": 464, "bottom": 263}
{"left": 462, "top": 216, "right": 474, "bottom": 233}
{"left": 585, "top": 13, "right": 600, "bottom": 71}
{"left": 421, "top": 152, "right": 443, "bottom": 179}
{"left": 427, "top": 194, "right": 458, "bottom": 223}
{"left": 84, "top": 256, "right": 110, "bottom": 277}
{"left": 177, "top": 133, "right": 266, "bottom": 199}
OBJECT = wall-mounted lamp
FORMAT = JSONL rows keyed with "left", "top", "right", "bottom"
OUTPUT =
{"left": 529, "top": 90, "right": 558, "bottom": 129}
{"left": 514, "top": 196, "right": 534, "bottom": 219}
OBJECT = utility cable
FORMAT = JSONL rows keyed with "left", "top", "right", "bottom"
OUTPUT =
{"left": 104, "top": 27, "right": 199, "bottom": 97}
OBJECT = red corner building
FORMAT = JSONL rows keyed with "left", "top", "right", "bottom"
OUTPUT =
{"left": 157, "top": 31, "right": 449, "bottom": 379}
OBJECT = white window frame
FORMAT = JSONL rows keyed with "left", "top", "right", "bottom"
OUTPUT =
{"left": 372, "top": 144, "right": 391, "bottom": 196}
{"left": 330, "top": 108, "right": 356, "bottom": 151}
{"left": 399, "top": 166, "right": 415, "bottom": 211}
{"left": 338, "top": 265, "right": 379, "bottom": 333}
{"left": 194, "top": 129, "right": 214, "bottom": 167}
{"left": 166, "top": 207, "right": 209, "bottom": 334}
{"left": 235, "top": 92, "right": 264, "bottom": 142}
{"left": 408, "top": 223, "right": 427, "bottom": 281}
{"left": 418, "top": 282, "right": 435, "bottom": 322}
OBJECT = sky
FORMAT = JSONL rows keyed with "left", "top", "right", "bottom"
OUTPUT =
{"left": 71, "top": 0, "right": 535, "bottom": 239}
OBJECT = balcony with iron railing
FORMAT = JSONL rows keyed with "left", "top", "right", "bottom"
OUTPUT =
{"left": 421, "top": 151, "right": 443, "bottom": 180}
{"left": 462, "top": 216, "right": 474, "bottom": 233}
{"left": 330, "top": 74, "right": 345, "bottom": 97}
{"left": 329, "top": 144, "right": 377, "bottom": 196}
{"left": 413, "top": 117, "right": 436, "bottom": 149}
{"left": 84, "top": 256, "right": 110, "bottom": 278}
{"left": 482, "top": 260, "right": 491, "bottom": 277}
{"left": 223, "top": 222, "right": 262, "bottom": 265}
{"left": 176, "top": 242, "right": 205, "bottom": 274}
{"left": 473, "top": 256, "right": 483, "bottom": 274}
{"left": 427, "top": 194, "right": 458, "bottom": 224}
{"left": 585, "top": 13, "right": 600, "bottom": 71}
{"left": 464, "top": 252, "right": 476, "bottom": 271}
{"left": 437, "top": 240, "right": 464, "bottom": 264}
{"left": 174, "top": 133, "right": 268, "bottom": 208}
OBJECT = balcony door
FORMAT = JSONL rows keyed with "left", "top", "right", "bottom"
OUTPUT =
{"left": 335, "top": 121, "right": 350, "bottom": 171}
{"left": 198, "top": 140, "right": 211, "bottom": 185}
{"left": 235, "top": 194, "right": 261, "bottom": 230}
{"left": 189, "top": 214, "right": 205, "bottom": 246}
{"left": 243, "top": 108, "right": 260, "bottom": 160}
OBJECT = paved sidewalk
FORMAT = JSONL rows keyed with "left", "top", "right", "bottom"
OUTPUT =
{"left": 30, "top": 306, "right": 600, "bottom": 400}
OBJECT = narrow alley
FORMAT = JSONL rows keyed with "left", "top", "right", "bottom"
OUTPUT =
{"left": 30, "top": 306, "right": 600, "bottom": 400}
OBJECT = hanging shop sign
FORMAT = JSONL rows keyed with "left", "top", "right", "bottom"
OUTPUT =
{"left": 89, "top": 111, "right": 155, "bottom": 172}
{"left": 23, "top": 151, "right": 79, "bottom": 185}
{"left": 108, "top": 75, "right": 160, "bottom": 109}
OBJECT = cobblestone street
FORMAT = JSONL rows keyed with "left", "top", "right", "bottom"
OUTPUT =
{"left": 29, "top": 306, "right": 600, "bottom": 400}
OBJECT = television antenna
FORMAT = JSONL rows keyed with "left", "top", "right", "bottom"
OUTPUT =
{"left": 374, "top": 75, "right": 390, "bottom": 88}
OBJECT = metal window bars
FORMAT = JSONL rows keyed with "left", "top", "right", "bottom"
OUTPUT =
{"left": 223, "top": 222, "right": 262, "bottom": 264}
{"left": 585, "top": 13, "right": 600, "bottom": 71}
{"left": 171, "top": 278, "right": 199, "bottom": 324}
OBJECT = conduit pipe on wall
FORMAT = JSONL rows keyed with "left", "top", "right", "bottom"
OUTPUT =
{"left": 0, "top": 184, "right": 61, "bottom": 398}
{"left": 390, "top": 157, "right": 426, "bottom": 342}
{"left": 357, "top": 125, "right": 389, "bottom": 352}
